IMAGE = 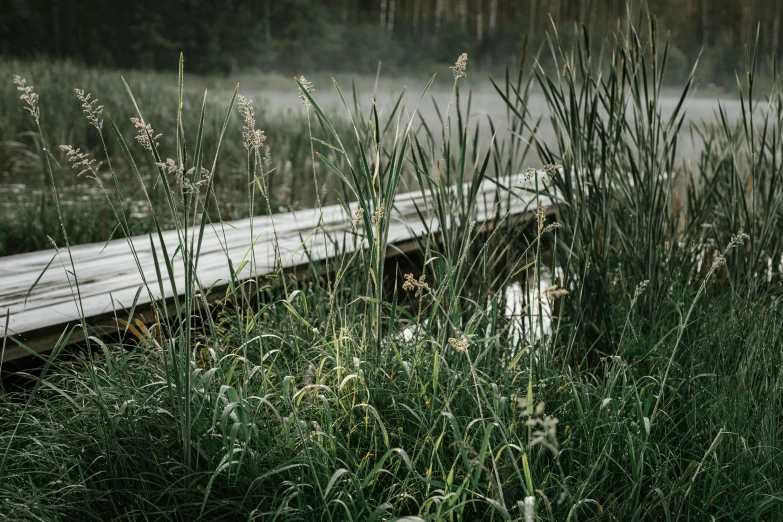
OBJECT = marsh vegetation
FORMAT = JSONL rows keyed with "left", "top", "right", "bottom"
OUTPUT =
{"left": 1, "top": 9, "right": 782, "bottom": 522}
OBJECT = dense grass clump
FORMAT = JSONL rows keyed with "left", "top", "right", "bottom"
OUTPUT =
{"left": 2, "top": 10, "right": 783, "bottom": 522}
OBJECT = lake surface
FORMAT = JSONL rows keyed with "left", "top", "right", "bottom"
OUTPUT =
{"left": 254, "top": 81, "right": 747, "bottom": 167}
{"left": 0, "top": 80, "right": 750, "bottom": 222}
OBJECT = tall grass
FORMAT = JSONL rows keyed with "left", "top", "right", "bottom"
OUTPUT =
{"left": 2, "top": 9, "right": 782, "bottom": 522}
{"left": 0, "top": 58, "right": 355, "bottom": 255}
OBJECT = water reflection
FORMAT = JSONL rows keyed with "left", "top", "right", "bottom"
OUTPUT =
{"left": 396, "top": 265, "right": 564, "bottom": 352}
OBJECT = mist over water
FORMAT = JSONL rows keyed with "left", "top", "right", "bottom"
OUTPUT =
{"left": 256, "top": 80, "right": 746, "bottom": 167}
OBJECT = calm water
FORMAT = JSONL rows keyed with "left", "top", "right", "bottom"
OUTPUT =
{"left": 0, "top": 85, "right": 746, "bottom": 215}
{"left": 257, "top": 84, "right": 746, "bottom": 166}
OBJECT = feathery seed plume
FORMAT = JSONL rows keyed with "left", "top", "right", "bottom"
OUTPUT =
{"left": 13, "top": 75, "right": 40, "bottom": 124}
{"left": 237, "top": 94, "right": 266, "bottom": 151}
{"left": 130, "top": 117, "right": 161, "bottom": 152}
{"left": 59, "top": 145, "right": 99, "bottom": 180}
{"left": 297, "top": 76, "right": 315, "bottom": 106}
{"left": 74, "top": 89, "right": 103, "bottom": 131}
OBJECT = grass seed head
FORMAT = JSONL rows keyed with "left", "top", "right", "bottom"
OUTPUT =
{"left": 237, "top": 94, "right": 266, "bottom": 151}
{"left": 448, "top": 336, "right": 469, "bottom": 353}
{"left": 632, "top": 279, "right": 650, "bottom": 305}
{"left": 712, "top": 232, "right": 750, "bottom": 270}
{"left": 130, "top": 117, "right": 161, "bottom": 152}
{"left": 451, "top": 53, "right": 468, "bottom": 79}
{"left": 297, "top": 76, "right": 315, "bottom": 106}
{"left": 155, "top": 158, "right": 181, "bottom": 177}
{"left": 351, "top": 207, "right": 365, "bottom": 230}
{"left": 184, "top": 166, "right": 210, "bottom": 192}
{"left": 729, "top": 231, "right": 749, "bottom": 247}
{"left": 372, "top": 201, "right": 385, "bottom": 227}
{"left": 522, "top": 167, "right": 537, "bottom": 181}
{"left": 402, "top": 273, "right": 429, "bottom": 297}
{"left": 537, "top": 206, "right": 548, "bottom": 234}
{"left": 262, "top": 145, "right": 273, "bottom": 171}
{"left": 542, "top": 162, "right": 562, "bottom": 175}
{"left": 74, "top": 89, "right": 103, "bottom": 131}
{"left": 13, "top": 75, "right": 40, "bottom": 124}
{"left": 536, "top": 203, "right": 563, "bottom": 236}
{"left": 59, "top": 145, "right": 99, "bottom": 180}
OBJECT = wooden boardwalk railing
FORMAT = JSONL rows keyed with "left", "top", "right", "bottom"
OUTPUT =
{"left": 0, "top": 173, "right": 546, "bottom": 362}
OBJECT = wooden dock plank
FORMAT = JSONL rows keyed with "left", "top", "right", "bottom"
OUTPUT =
{"left": 0, "top": 174, "right": 545, "bottom": 361}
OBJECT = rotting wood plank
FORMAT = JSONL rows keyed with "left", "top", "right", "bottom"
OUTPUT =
{"left": 0, "top": 173, "right": 549, "bottom": 362}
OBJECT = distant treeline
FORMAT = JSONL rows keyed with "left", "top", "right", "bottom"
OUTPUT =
{"left": 1, "top": 0, "right": 780, "bottom": 82}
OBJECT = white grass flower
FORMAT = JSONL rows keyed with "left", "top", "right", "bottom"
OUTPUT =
{"left": 74, "top": 89, "right": 103, "bottom": 131}
{"left": 522, "top": 163, "right": 560, "bottom": 184}
{"left": 535, "top": 203, "right": 562, "bottom": 238}
{"left": 262, "top": 145, "right": 273, "bottom": 172}
{"left": 296, "top": 76, "right": 315, "bottom": 106}
{"left": 631, "top": 279, "right": 649, "bottom": 306}
{"left": 542, "top": 163, "right": 562, "bottom": 175}
{"left": 351, "top": 207, "right": 365, "bottom": 230}
{"left": 402, "top": 273, "right": 429, "bottom": 297}
{"left": 237, "top": 94, "right": 266, "bottom": 151}
{"left": 155, "top": 158, "right": 208, "bottom": 192}
{"left": 59, "top": 145, "right": 100, "bottom": 181}
{"left": 448, "top": 336, "right": 469, "bottom": 353}
{"left": 712, "top": 232, "right": 749, "bottom": 270}
{"left": 372, "top": 201, "right": 385, "bottom": 227}
{"left": 729, "top": 231, "right": 749, "bottom": 247}
{"left": 301, "top": 363, "right": 317, "bottom": 387}
{"left": 543, "top": 221, "right": 562, "bottom": 234}
{"left": 130, "top": 117, "right": 161, "bottom": 152}
{"left": 186, "top": 165, "right": 210, "bottom": 185}
{"left": 451, "top": 53, "right": 468, "bottom": 79}
{"left": 237, "top": 95, "right": 254, "bottom": 128}
{"left": 527, "top": 413, "right": 559, "bottom": 449}
{"left": 155, "top": 157, "right": 184, "bottom": 185}
{"left": 537, "top": 206, "right": 548, "bottom": 234}
{"left": 47, "top": 235, "right": 60, "bottom": 252}
{"left": 155, "top": 158, "right": 180, "bottom": 176}
{"left": 13, "top": 75, "right": 40, "bottom": 124}
{"left": 522, "top": 167, "right": 537, "bottom": 181}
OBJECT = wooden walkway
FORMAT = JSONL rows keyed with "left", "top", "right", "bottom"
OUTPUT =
{"left": 0, "top": 173, "right": 544, "bottom": 362}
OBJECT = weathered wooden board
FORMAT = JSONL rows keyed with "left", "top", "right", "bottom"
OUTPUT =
{"left": 0, "top": 173, "right": 546, "bottom": 362}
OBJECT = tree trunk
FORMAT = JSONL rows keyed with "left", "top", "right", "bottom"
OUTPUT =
{"left": 388, "top": 0, "right": 395, "bottom": 31}
{"left": 702, "top": 0, "right": 709, "bottom": 49}
{"left": 476, "top": 0, "right": 484, "bottom": 41}
{"left": 774, "top": 0, "right": 781, "bottom": 58}
{"left": 740, "top": 2, "right": 753, "bottom": 45}
{"left": 528, "top": 0, "right": 537, "bottom": 41}
{"left": 489, "top": 0, "right": 497, "bottom": 37}
{"left": 435, "top": 0, "right": 444, "bottom": 36}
